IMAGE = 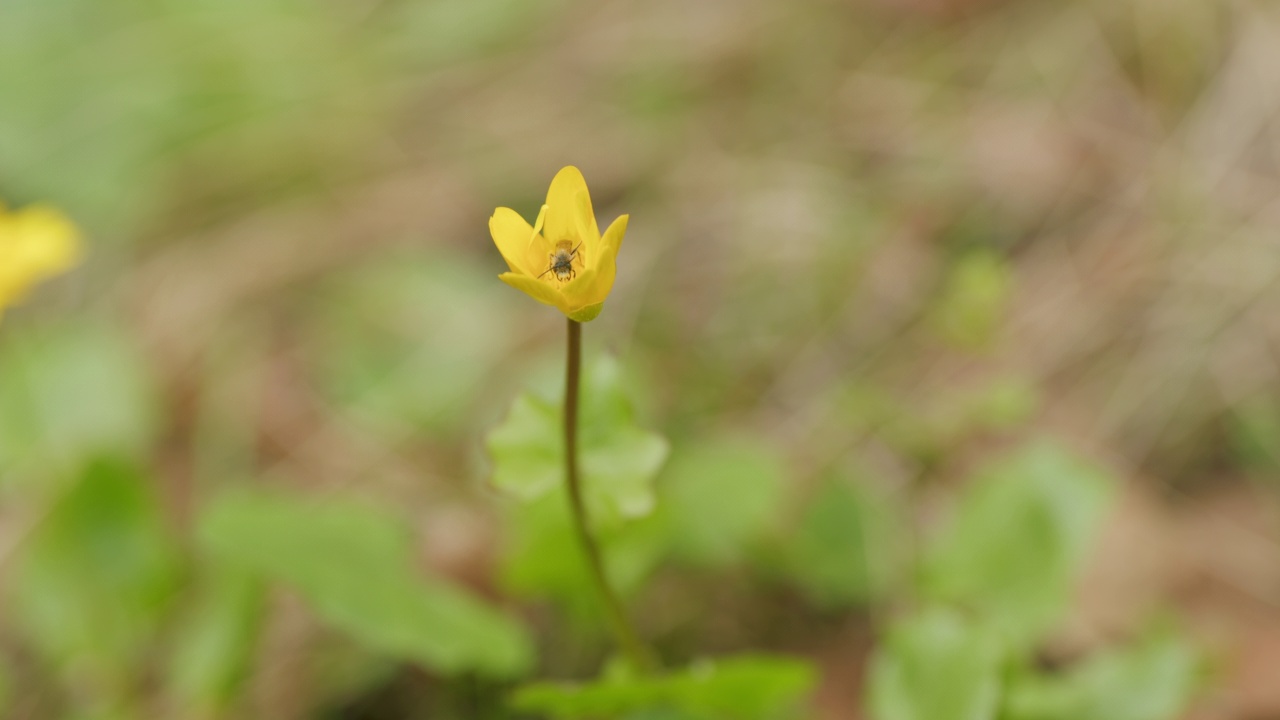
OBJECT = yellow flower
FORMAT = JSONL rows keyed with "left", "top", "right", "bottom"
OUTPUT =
{"left": 489, "top": 166, "right": 628, "bottom": 323}
{"left": 0, "top": 202, "right": 82, "bottom": 318}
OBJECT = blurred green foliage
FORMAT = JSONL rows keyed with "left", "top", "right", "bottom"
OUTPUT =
{"left": 303, "top": 251, "right": 519, "bottom": 437}
{"left": 773, "top": 474, "right": 903, "bottom": 608}
{"left": 199, "top": 489, "right": 533, "bottom": 677}
{"left": 514, "top": 656, "right": 815, "bottom": 720}
{"left": 166, "top": 569, "right": 263, "bottom": 715}
{"left": 1229, "top": 398, "right": 1280, "bottom": 481}
{"left": 0, "top": 313, "right": 1205, "bottom": 718}
{"left": 868, "top": 442, "right": 1203, "bottom": 720}
{"left": 0, "top": 0, "right": 386, "bottom": 232}
{"left": 921, "top": 441, "right": 1113, "bottom": 650}
{"left": 929, "top": 250, "right": 1013, "bottom": 351}
{"left": 1004, "top": 629, "right": 1200, "bottom": 720}
{"left": 0, "top": 320, "right": 157, "bottom": 486}
{"left": 489, "top": 355, "right": 669, "bottom": 524}
{"left": 655, "top": 436, "right": 786, "bottom": 567}
{"left": 869, "top": 608, "right": 1003, "bottom": 720}
{"left": 9, "top": 458, "right": 180, "bottom": 713}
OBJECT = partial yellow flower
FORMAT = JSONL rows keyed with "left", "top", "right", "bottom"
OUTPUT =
{"left": 0, "top": 202, "right": 82, "bottom": 317}
{"left": 489, "top": 166, "right": 628, "bottom": 323}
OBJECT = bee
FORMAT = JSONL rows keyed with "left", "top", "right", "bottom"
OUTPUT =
{"left": 538, "top": 240, "right": 582, "bottom": 282}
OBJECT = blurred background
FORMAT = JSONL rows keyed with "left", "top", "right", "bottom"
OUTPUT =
{"left": 2, "top": 0, "right": 1279, "bottom": 718}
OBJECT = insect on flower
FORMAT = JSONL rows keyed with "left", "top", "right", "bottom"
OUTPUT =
{"left": 539, "top": 240, "right": 583, "bottom": 283}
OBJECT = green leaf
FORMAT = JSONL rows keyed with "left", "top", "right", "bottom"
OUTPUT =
{"left": 198, "top": 490, "right": 532, "bottom": 677}
{"left": 658, "top": 435, "right": 786, "bottom": 566}
{"left": 513, "top": 655, "right": 816, "bottom": 720}
{"left": 778, "top": 476, "right": 904, "bottom": 608}
{"left": 0, "top": 320, "right": 157, "bottom": 486}
{"left": 922, "top": 440, "right": 1113, "bottom": 648}
{"left": 669, "top": 657, "right": 816, "bottom": 719}
{"left": 489, "top": 393, "right": 563, "bottom": 501}
{"left": 488, "top": 355, "right": 669, "bottom": 525}
{"left": 7, "top": 457, "right": 180, "bottom": 702}
{"left": 1004, "top": 630, "right": 1201, "bottom": 720}
{"left": 867, "top": 608, "right": 1003, "bottom": 720}
{"left": 516, "top": 674, "right": 667, "bottom": 719}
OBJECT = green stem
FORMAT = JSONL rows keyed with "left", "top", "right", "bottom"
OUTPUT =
{"left": 563, "top": 318, "right": 652, "bottom": 673}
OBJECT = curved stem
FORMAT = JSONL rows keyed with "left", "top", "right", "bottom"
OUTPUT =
{"left": 563, "top": 318, "right": 652, "bottom": 673}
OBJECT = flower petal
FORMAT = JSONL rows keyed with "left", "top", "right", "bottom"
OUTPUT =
{"left": 559, "top": 267, "right": 605, "bottom": 322}
{"left": 543, "top": 166, "right": 599, "bottom": 246}
{"left": 573, "top": 189, "right": 602, "bottom": 260}
{"left": 489, "top": 207, "right": 547, "bottom": 277}
{"left": 601, "top": 213, "right": 628, "bottom": 252}
{"left": 530, "top": 204, "right": 548, "bottom": 239}
{"left": 564, "top": 260, "right": 596, "bottom": 288}
{"left": 499, "top": 272, "right": 568, "bottom": 312}
{"left": 582, "top": 214, "right": 627, "bottom": 305}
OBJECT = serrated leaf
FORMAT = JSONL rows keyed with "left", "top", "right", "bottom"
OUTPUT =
{"left": 198, "top": 490, "right": 532, "bottom": 677}
{"left": 922, "top": 440, "right": 1113, "bottom": 648}
{"left": 487, "top": 355, "right": 668, "bottom": 525}
{"left": 513, "top": 655, "right": 816, "bottom": 720}
{"left": 867, "top": 608, "right": 1003, "bottom": 720}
